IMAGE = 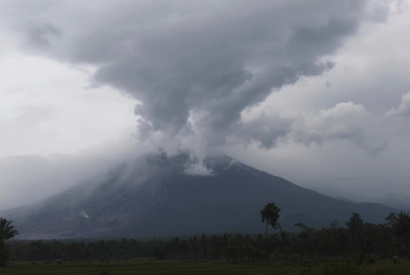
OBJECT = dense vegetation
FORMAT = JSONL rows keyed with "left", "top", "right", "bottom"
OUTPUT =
{"left": 0, "top": 260, "right": 409, "bottom": 275}
{"left": 1, "top": 260, "right": 410, "bottom": 275}
{"left": 2, "top": 209, "right": 410, "bottom": 266}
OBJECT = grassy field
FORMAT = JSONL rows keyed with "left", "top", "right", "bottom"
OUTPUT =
{"left": 1, "top": 260, "right": 410, "bottom": 275}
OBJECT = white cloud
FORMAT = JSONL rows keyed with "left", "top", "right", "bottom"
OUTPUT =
{"left": 385, "top": 91, "right": 410, "bottom": 117}
{"left": 0, "top": 52, "right": 136, "bottom": 157}
{"left": 184, "top": 160, "right": 215, "bottom": 177}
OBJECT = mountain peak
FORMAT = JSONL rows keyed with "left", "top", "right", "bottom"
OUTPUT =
{"left": 0, "top": 154, "right": 395, "bottom": 239}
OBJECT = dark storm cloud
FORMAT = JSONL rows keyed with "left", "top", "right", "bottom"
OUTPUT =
{"left": 88, "top": 1, "right": 368, "bottom": 149}
{"left": 238, "top": 113, "right": 293, "bottom": 149}
{"left": 0, "top": 0, "right": 388, "bottom": 151}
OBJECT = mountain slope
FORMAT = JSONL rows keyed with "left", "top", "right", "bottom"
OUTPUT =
{"left": 0, "top": 154, "right": 395, "bottom": 239}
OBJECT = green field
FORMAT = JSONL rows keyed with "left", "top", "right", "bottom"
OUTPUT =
{"left": 1, "top": 260, "right": 410, "bottom": 275}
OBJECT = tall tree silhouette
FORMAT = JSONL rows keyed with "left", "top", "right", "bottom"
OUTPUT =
{"left": 0, "top": 218, "right": 19, "bottom": 241}
{"left": 200, "top": 234, "right": 208, "bottom": 258}
{"left": 99, "top": 240, "right": 105, "bottom": 260}
{"left": 0, "top": 218, "right": 19, "bottom": 267}
{"left": 260, "top": 202, "right": 281, "bottom": 262}
{"left": 260, "top": 203, "right": 281, "bottom": 237}
{"left": 346, "top": 212, "right": 370, "bottom": 262}
{"left": 386, "top": 211, "right": 410, "bottom": 259}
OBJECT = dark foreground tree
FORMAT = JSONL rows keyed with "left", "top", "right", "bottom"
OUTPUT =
{"left": 260, "top": 202, "right": 281, "bottom": 263}
{"left": 0, "top": 218, "right": 19, "bottom": 267}
{"left": 386, "top": 211, "right": 410, "bottom": 259}
{"left": 295, "top": 223, "right": 316, "bottom": 263}
{"left": 346, "top": 212, "right": 367, "bottom": 262}
{"left": 0, "top": 239, "right": 11, "bottom": 268}
{"left": 0, "top": 218, "right": 19, "bottom": 241}
{"left": 260, "top": 202, "right": 281, "bottom": 237}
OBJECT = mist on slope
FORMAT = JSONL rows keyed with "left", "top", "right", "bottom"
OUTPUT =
{"left": 0, "top": 133, "right": 216, "bottom": 211}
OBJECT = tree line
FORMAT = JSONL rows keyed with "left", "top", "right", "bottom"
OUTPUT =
{"left": 1, "top": 203, "right": 410, "bottom": 266}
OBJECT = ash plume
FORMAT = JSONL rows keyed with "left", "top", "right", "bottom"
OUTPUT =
{"left": 0, "top": 0, "right": 389, "bottom": 153}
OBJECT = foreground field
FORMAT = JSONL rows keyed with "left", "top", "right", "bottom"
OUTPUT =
{"left": 1, "top": 260, "right": 410, "bottom": 275}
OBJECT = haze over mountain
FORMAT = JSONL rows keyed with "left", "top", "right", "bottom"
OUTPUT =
{"left": 1, "top": 0, "right": 410, "bottom": 230}
{"left": 0, "top": 153, "right": 395, "bottom": 239}
{"left": 311, "top": 185, "right": 410, "bottom": 211}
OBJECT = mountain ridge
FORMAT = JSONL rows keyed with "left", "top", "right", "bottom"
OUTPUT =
{"left": 0, "top": 153, "right": 396, "bottom": 239}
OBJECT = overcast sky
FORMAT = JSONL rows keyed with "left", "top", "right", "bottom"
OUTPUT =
{"left": 1, "top": 0, "right": 410, "bottom": 210}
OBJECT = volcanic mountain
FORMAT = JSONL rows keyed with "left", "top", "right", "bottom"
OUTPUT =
{"left": 0, "top": 153, "right": 395, "bottom": 239}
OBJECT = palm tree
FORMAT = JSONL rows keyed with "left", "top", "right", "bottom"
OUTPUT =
{"left": 219, "top": 233, "right": 231, "bottom": 261}
{"left": 189, "top": 236, "right": 199, "bottom": 260}
{"left": 209, "top": 234, "right": 219, "bottom": 259}
{"left": 85, "top": 243, "right": 93, "bottom": 261}
{"left": 69, "top": 242, "right": 80, "bottom": 261}
{"left": 243, "top": 234, "right": 253, "bottom": 262}
{"left": 200, "top": 234, "right": 208, "bottom": 258}
{"left": 253, "top": 233, "right": 265, "bottom": 259}
{"left": 0, "top": 218, "right": 19, "bottom": 241}
{"left": 295, "top": 223, "right": 316, "bottom": 263}
{"left": 99, "top": 240, "right": 105, "bottom": 260}
{"left": 260, "top": 203, "right": 281, "bottom": 263}
{"left": 0, "top": 218, "right": 18, "bottom": 268}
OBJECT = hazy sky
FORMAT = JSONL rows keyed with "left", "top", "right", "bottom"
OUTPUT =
{"left": 1, "top": 0, "right": 410, "bottom": 210}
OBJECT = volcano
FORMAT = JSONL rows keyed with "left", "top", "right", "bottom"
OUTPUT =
{"left": 0, "top": 153, "right": 395, "bottom": 239}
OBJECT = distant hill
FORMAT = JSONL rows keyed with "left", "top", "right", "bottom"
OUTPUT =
{"left": 0, "top": 153, "right": 396, "bottom": 239}
{"left": 311, "top": 185, "right": 410, "bottom": 211}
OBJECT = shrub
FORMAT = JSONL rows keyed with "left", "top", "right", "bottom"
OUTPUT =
{"left": 392, "top": 256, "right": 403, "bottom": 264}
{"left": 98, "top": 269, "right": 111, "bottom": 275}
{"left": 366, "top": 254, "right": 376, "bottom": 264}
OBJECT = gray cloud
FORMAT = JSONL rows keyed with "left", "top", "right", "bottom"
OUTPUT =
{"left": 0, "top": 132, "right": 154, "bottom": 211}
{"left": 5, "top": 0, "right": 410, "bottom": 210}
{"left": 386, "top": 91, "right": 410, "bottom": 117}
{"left": 24, "top": 22, "right": 61, "bottom": 49}
{"left": 237, "top": 113, "right": 293, "bottom": 149}
{"left": 0, "top": 0, "right": 388, "bottom": 152}
{"left": 290, "top": 102, "right": 389, "bottom": 155}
